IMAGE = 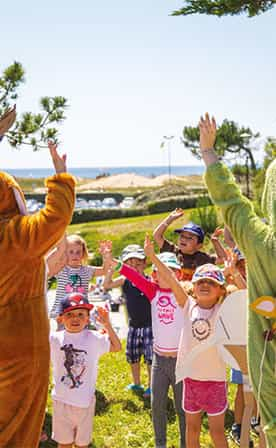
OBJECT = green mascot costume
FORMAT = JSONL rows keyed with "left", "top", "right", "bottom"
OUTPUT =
{"left": 200, "top": 113, "right": 276, "bottom": 447}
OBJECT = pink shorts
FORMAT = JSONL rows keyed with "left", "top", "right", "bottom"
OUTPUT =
{"left": 183, "top": 378, "right": 228, "bottom": 416}
{"left": 52, "top": 397, "right": 96, "bottom": 445}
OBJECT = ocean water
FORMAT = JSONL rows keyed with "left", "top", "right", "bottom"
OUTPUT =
{"left": 5, "top": 165, "right": 204, "bottom": 179}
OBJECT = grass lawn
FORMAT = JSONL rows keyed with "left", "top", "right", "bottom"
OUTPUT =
{"left": 40, "top": 338, "right": 256, "bottom": 448}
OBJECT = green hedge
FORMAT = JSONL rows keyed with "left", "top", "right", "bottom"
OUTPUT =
{"left": 71, "top": 195, "right": 207, "bottom": 224}
{"left": 71, "top": 206, "right": 147, "bottom": 224}
{"left": 147, "top": 195, "right": 203, "bottom": 214}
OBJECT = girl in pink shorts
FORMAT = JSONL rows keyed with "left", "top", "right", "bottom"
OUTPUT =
{"left": 148, "top": 253, "right": 230, "bottom": 448}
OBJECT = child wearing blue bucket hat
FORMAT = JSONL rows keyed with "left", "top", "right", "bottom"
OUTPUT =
{"left": 153, "top": 209, "right": 216, "bottom": 281}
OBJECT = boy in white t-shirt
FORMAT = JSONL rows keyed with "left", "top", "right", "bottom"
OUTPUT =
{"left": 50, "top": 292, "right": 121, "bottom": 448}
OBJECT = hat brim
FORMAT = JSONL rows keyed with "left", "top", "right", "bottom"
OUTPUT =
{"left": 192, "top": 276, "right": 225, "bottom": 286}
{"left": 60, "top": 303, "right": 94, "bottom": 316}
{"left": 153, "top": 262, "right": 181, "bottom": 271}
{"left": 122, "top": 253, "right": 146, "bottom": 262}
{"left": 174, "top": 228, "right": 202, "bottom": 239}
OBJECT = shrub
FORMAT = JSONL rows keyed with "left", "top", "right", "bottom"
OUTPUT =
{"left": 189, "top": 196, "right": 219, "bottom": 236}
{"left": 71, "top": 206, "right": 147, "bottom": 224}
{"left": 147, "top": 195, "right": 199, "bottom": 214}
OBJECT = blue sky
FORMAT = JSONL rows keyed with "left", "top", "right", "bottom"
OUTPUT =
{"left": 1, "top": 1, "right": 276, "bottom": 168}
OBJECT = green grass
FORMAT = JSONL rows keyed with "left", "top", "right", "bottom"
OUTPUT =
{"left": 40, "top": 341, "right": 248, "bottom": 447}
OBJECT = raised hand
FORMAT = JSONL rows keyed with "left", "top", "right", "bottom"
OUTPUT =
{"left": 48, "top": 140, "right": 67, "bottom": 174}
{"left": 223, "top": 248, "right": 239, "bottom": 277}
{"left": 211, "top": 227, "right": 224, "bottom": 241}
{"left": 95, "top": 306, "right": 111, "bottom": 328}
{"left": 99, "top": 240, "right": 113, "bottom": 258}
{"left": 167, "top": 208, "right": 184, "bottom": 222}
{"left": 144, "top": 234, "right": 155, "bottom": 258}
{"left": 199, "top": 113, "right": 217, "bottom": 151}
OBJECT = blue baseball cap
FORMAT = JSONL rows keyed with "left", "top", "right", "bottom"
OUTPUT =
{"left": 57, "top": 292, "right": 94, "bottom": 316}
{"left": 174, "top": 222, "right": 205, "bottom": 243}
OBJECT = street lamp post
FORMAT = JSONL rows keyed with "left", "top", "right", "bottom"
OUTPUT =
{"left": 240, "top": 133, "right": 252, "bottom": 198}
{"left": 162, "top": 135, "right": 174, "bottom": 184}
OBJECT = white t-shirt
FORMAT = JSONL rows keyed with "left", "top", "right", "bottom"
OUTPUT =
{"left": 50, "top": 329, "right": 110, "bottom": 408}
{"left": 176, "top": 296, "right": 226, "bottom": 382}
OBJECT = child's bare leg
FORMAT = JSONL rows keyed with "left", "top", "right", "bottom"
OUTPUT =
{"left": 146, "top": 364, "right": 151, "bottom": 388}
{"left": 130, "top": 362, "right": 141, "bottom": 385}
{"left": 208, "top": 412, "right": 228, "bottom": 448}
{"left": 234, "top": 384, "right": 244, "bottom": 424}
{"left": 185, "top": 412, "right": 201, "bottom": 448}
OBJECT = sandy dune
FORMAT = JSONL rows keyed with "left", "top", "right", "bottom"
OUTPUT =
{"left": 33, "top": 173, "right": 203, "bottom": 193}
{"left": 76, "top": 173, "right": 186, "bottom": 191}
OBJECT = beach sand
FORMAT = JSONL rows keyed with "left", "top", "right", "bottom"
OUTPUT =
{"left": 32, "top": 173, "right": 203, "bottom": 193}
{"left": 76, "top": 173, "right": 203, "bottom": 191}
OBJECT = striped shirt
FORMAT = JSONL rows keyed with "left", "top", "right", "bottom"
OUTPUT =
{"left": 50, "top": 265, "right": 95, "bottom": 317}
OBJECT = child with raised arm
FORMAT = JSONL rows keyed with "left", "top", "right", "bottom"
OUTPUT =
{"left": 112, "top": 239, "right": 185, "bottom": 448}
{"left": 48, "top": 236, "right": 112, "bottom": 319}
{"left": 145, "top": 236, "right": 229, "bottom": 448}
{"left": 153, "top": 209, "right": 216, "bottom": 280}
{"left": 0, "top": 138, "right": 75, "bottom": 447}
{"left": 50, "top": 292, "right": 121, "bottom": 448}
{"left": 103, "top": 244, "right": 153, "bottom": 396}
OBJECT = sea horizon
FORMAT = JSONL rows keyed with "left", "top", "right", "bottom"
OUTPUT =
{"left": 5, "top": 165, "right": 204, "bottom": 179}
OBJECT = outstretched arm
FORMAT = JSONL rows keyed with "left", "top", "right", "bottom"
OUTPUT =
{"left": 153, "top": 208, "right": 184, "bottom": 249}
{"left": 223, "top": 249, "right": 247, "bottom": 289}
{"left": 46, "top": 234, "right": 68, "bottom": 277}
{"left": 210, "top": 227, "right": 227, "bottom": 264}
{"left": 144, "top": 234, "right": 188, "bottom": 307}
{"left": 11, "top": 141, "right": 75, "bottom": 257}
{"left": 199, "top": 112, "right": 265, "bottom": 258}
{"left": 103, "top": 268, "right": 125, "bottom": 289}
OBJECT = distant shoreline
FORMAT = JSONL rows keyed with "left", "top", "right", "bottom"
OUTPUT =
{"left": 5, "top": 165, "right": 204, "bottom": 180}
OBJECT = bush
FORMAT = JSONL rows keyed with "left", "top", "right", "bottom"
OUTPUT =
{"left": 71, "top": 206, "right": 147, "bottom": 224}
{"left": 189, "top": 196, "right": 219, "bottom": 236}
{"left": 147, "top": 195, "right": 199, "bottom": 214}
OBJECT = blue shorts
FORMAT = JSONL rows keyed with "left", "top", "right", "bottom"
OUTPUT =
{"left": 126, "top": 326, "right": 153, "bottom": 365}
{"left": 230, "top": 368, "right": 243, "bottom": 384}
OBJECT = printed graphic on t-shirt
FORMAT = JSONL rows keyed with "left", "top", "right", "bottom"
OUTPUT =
{"left": 157, "top": 294, "right": 177, "bottom": 325}
{"left": 60, "top": 343, "right": 87, "bottom": 389}
{"left": 65, "top": 273, "right": 84, "bottom": 294}
{"left": 192, "top": 318, "right": 211, "bottom": 341}
{"left": 180, "top": 267, "right": 195, "bottom": 281}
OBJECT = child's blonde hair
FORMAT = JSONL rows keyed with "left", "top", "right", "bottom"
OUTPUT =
{"left": 67, "top": 234, "right": 89, "bottom": 263}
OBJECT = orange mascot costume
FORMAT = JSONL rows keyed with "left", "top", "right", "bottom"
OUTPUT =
{"left": 0, "top": 108, "right": 75, "bottom": 447}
